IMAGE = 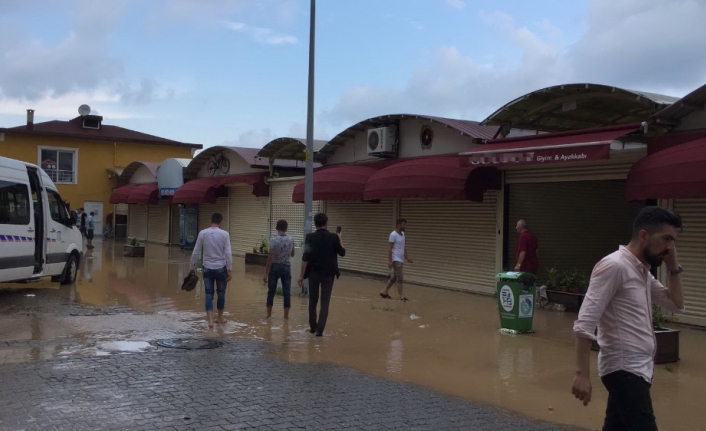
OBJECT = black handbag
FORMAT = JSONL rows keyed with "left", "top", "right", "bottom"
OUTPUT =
{"left": 181, "top": 272, "right": 199, "bottom": 292}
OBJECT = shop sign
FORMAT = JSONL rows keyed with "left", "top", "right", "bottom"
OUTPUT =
{"left": 159, "top": 187, "right": 178, "bottom": 198}
{"left": 460, "top": 143, "right": 610, "bottom": 167}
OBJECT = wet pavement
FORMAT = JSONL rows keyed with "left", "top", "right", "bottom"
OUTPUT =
{"left": 0, "top": 239, "right": 704, "bottom": 430}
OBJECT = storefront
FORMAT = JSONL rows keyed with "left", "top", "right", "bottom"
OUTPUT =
{"left": 110, "top": 161, "right": 160, "bottom": 242}
{"left": 460, "top": 124, "right": 648, "bottom": 282}
{"left": 268, "top": 177, "right": 321, "bottom": 245}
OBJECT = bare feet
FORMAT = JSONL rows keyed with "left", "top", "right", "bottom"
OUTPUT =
{"left": 207, "top": 311, "right": 214, "bottom": 328}
{"left": 216, "top": 317, "right": 227, "bottom": 324}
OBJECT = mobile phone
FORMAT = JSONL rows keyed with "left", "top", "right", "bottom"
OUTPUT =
{"left": 336, "top": 226, "right": 342, "bottom": 234}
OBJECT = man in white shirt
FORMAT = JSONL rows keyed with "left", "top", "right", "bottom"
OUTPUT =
{"left": 572, "top": 206, "right": 684, "bottom": 431}
{"left": 189, "top": 213, "right": 233, "bottom": 328}
{"left": 379, "top": 219, "right": 413, "bottom": 302}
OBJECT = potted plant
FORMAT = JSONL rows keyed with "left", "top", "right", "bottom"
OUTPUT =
{"left": 245, "top": 236, "right": 270, "bottom": 265}
{"left": 592, "top": 304, "right": 679, "bottom": 364}
{"left": 123, "top": 237, "right": 145, "bottom": 257}
{"left": 545, "top": 268, "right": 588, "bottom": 312}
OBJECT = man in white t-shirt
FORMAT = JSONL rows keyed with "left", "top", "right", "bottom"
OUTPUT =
{"left": 379, "top": 219, "right": 413, "bottom": 301}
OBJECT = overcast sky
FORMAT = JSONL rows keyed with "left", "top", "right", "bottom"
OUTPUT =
{"left": 1, "top": 0, "right": 705, "bottom": 149}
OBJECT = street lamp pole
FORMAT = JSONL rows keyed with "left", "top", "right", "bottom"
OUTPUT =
{"left": 304, "top": 0, "right": 315, "bottom": 236}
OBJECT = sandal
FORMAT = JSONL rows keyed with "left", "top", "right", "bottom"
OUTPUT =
{"left": 400, "top": 297, "right": 409, "bottom": 302}
{"left": 379, "top": 293, "right": 391, "bottom": 299}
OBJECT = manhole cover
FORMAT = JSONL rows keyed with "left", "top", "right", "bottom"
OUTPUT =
{"left": 155, "top": 338, "right": 223, "bottom": 350}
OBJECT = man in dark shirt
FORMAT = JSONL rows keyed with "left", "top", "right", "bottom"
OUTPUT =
{"left": 514, "top": 219, "right": 539, "bottom": 275}
{"left": 297, "top": 213, "right": 345, "bottom": 337}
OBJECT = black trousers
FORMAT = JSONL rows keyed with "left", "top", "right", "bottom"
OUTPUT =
{"left": 601, "top": 370, "right": 658, "bottom": 431}
{"left": 308, "top": 271, "right": 335, "bottom": 334}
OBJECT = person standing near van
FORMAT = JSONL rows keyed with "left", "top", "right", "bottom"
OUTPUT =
{"left": 189, "top": 213, "right": 232, "bottom": 328}
{"left": 263, "top": 220, "right": 295, "bottom": 319}
{"left": 380, "top": 219, "right": 413, "bottom": 301}
{"left": 85, "top": 212, "right": 95, "bottom": 249}
{"left": 80, "top": 208, "right": 87, "bottom": 237}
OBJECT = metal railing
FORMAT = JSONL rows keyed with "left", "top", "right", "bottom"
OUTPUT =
{"left": 45, "top": 169, "right": 74, "bottom": 183}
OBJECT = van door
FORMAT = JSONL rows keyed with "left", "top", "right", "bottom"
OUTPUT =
{"left": 45, "top": 189, "right": 72, "bottom": 275}
{"left": 0, "top": 179, "right": 35, "bottom": 281}
{"left": 26, "top": 168, "right": 45, "bottom": 273}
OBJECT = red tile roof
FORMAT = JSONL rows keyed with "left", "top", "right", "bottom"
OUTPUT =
{"left": 1, "top": 116, "right": 202, "bottom": 149}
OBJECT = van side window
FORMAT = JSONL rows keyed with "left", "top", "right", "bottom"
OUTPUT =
{"left": 46, "top": 190, "right": 67, "bottom": 224}
{"left": 0, "top": 180, "right": 31, "bottom": 225}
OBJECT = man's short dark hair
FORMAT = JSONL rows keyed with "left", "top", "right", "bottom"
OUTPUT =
{"left": 314, "top": 213, "right": 328, "bottom": 228}
{"left": 79, "top": 208, "right": 84, "bottom": 211}
{"left": 90, "top": 212, "right": 94, "bottom": 216}
{"left": 396, "top": 218, "right": 407, "bottom": 226}
{"left": 276, "top": 219, "right": 288, "bottom": 232}
{"left": 211, "top": 212, "right": 223, "bottom": 224}
{"left": 632, "top": 206, "right": 683, "bottom": 239}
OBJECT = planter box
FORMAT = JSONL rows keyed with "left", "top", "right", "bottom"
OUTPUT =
{"left": 546, "top": 290, "right": 585, "bottom": 312}
{"left": 123, "top": 245, "right": 145, "bottom": 257}
{"left": 591, "top": 328, "right": 680, "bottom": 364}
{"left": 245, "top": 252, "right": 268, "bottom": 266}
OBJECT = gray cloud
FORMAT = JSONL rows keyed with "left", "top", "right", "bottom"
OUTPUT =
{"left": 322, "top": 0, "right": 706, "bottom": 129}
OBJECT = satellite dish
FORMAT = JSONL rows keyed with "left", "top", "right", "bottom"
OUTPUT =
{"left": 78, "top": 104, "right": 91, "bottom": 116}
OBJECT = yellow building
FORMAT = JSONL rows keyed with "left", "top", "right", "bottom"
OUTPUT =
{"left": 0, "top": 109, "right": 201, "bottom": 232}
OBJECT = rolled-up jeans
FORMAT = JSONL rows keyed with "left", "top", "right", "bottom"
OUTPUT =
{"left": 267, "top": 263, "right": 291, "bottom": 308}
{"left": 203, "top": 266, "right": 228, "bottom": 311}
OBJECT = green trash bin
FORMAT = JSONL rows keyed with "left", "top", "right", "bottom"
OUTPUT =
{"left": 496, "top": 271, "right": 536, "bottom": 334}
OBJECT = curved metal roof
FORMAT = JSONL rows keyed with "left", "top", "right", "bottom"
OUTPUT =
{"left": 257, "top": 137, "right": 328, "bottom": 161}
{"left": 184, "top": 146, "right": 254, "bottom": 179}
{"left": 316, "top": 114, "right": 498, "bottom": 162}
{"left": 482, "top": 83, "right": 679, "bottom": 133}
{"left": 117, "top": 161, "right": 160, "bottom": 186}
{"left": 650, "top": 82, "right": 706, "bottom": 128}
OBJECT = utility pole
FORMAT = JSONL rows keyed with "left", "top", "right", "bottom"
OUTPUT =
{"left": 302, "top": 0, "right": 316, "bottom": 296}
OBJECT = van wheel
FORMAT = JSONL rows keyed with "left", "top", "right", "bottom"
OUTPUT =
{"left": 61, "top": 255, "right": 79, "bottom": 285}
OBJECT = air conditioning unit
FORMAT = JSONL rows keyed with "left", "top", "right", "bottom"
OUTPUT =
{"left": 367, "top": 126, "right": 396, "bottom": 156}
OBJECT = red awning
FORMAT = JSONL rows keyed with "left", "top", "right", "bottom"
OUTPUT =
{"left": 292, "top": 162, "right": 389, "bottom": 203}
{"left": 110, "top": 184, "right": 138, "bottom": 204}
{"left": 626, "top": 137, "right": 706, "bottom": 200}
{"left": 459, "top": 124, "right": 641, "bottom": 167}
{"left": 126, "top": 182, "right": 159, "bottom": 204}
{"left": 363, "top": 155, "right": 501, "bottom": 202}
{"left": 173, "top": 173, "right": 269, "bottom": 204}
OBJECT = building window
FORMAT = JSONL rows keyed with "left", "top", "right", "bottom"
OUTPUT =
{"left": 39, "top": 148, "right": 77, "bottom": 184}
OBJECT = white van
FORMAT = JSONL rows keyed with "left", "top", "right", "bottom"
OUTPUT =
{"left": 0, "top": 156, "right": 83, "bottom": 284}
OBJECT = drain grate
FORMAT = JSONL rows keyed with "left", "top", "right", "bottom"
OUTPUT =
{"left": 155, "top": 338, "right": 223, "bottom": 350}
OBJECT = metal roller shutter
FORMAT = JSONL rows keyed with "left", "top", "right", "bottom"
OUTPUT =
{"left": 127, "top": 204, "right": 148, "bottom": 241}
{"left": 198, "top": 197, "right": 229, "bottom": 232}
{"left": 400, "top": 192, "right": 498, "bottom": 294}
{"left": 504, "top": 149, "right": 646, "bottom": 184}
{"left": 269, "top": 179, "right": 320, "bottom": 245}
{"left": 673, "top": 199, "right": 706, "bottom": 327}
{"left": 326, "top": 200, "right": 395, "bottom": 276}
{"left": 115, "top": 204, "right": 128, "bottom": 215}
{"left": 147, "top": 202, "right": 170, "bottom": 244}
{"left": 229, "top": 185, "right": 270, "bottom": 256}
{"left": 507, "top": 181, "right": 643, "bottom": 281}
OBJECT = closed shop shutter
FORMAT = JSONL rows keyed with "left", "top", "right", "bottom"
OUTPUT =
{"left": 326, "top": 200, "right": 394, "bottom": 276}
{"left": 198, "top": 197, "right": 229, "bottom": 232}
{"left": 673, "top": 199, "right": 706, "bottom": 327}
{"left": 115, "top": 204, "right": 128, "bottom": 215}
{"left": 504, "top": 149, "right": 646, "bottom": 184}
{"left": 400, "top": 192, "right": 498, "bottom": 294}
{"left": 507, "top": 181, "right": 643, "bottom": 280}
{"left": 269, "top": 179, "right": 320, "bottom": 245}
{"left": 127, "top": 204, "right": 149, "bottom": 240}
{"left": 147, "top": 202, "right": 170, "bottom": 244}
{"left": 229, "top": 185, "right": 270, "bottom": 256}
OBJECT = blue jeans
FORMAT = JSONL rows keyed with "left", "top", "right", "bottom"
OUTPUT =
{"left": 203, "top": 266, "right": 228, "bottom": 311}
{"left": 267, "top": 263, "right": 291, "bottom": 308}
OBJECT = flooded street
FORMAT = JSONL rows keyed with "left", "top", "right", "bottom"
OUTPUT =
{"left": 2, "top": 240, "right": 705, "bottom": 431}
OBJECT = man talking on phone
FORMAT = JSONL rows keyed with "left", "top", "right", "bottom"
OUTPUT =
{"left": 298, "top": 213, "right": 345, "bottom": 337}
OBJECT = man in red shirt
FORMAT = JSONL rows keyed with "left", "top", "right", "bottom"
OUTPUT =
{"left": 514, "top": 219, "right": 539, "bottom": 274}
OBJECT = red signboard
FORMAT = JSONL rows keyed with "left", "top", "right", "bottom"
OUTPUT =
{"left": 460, "top": 143, "right": 611, "bottom": 167}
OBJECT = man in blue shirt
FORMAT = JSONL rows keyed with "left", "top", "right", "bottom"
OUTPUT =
{"left": 85, "top": 212, "right": 95, "bottom": 249}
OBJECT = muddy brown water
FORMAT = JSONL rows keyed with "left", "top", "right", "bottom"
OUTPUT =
{"left": 1, "top": 240, "right": 704, "bottom": 431}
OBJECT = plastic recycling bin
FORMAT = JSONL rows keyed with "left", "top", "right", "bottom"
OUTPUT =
{"left": 496, "top": 271, "right": 536, "bottom": 334}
